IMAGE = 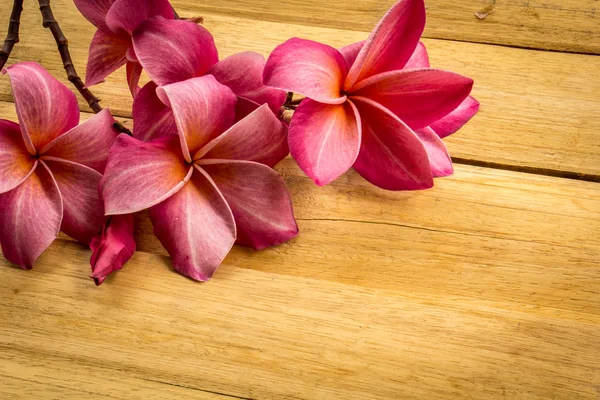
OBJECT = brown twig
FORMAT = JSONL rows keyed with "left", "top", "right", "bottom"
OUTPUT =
{"left": 37, "top": 0, "right": 132, "bottom": 135}
{"left": 0, "top": 0, "right": 23, "bottom": 71}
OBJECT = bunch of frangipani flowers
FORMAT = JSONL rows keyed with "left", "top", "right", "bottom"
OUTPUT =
{"left": 0, "top": 0, "right": 478, "bottom": 285}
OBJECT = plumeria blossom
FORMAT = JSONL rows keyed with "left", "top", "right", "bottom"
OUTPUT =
{"left": 90, "top": 214, "right": 136, "bottom": 285}
{"left": 0, "top": 62, "right": 118, "bottom": 268}
{"left": 74, "top": 0, "right": 175, "bottom": 95}
{"left": 342, "top": 40, "right": 480, "bottom": 177}
{"left": 263, "top": 0, "right": 476, "bottom": 190}
{"left": 129, "top": 17, "right": 287, "bottom": 142}
{"left": 100, "top": 76, "right": 297, "bottom": 281}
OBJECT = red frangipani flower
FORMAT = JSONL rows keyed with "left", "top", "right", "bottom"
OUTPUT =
{"left": 0, "top": 62, "right": 118, "bottom": 269}
{"left": 73, "top": 0, "right": 175, "bottom": 95}
{"left": 90, "top": 214, "right": 136, "bottom": 285}
{"left": 263, "top": 0, "right": 476, "bottom": 190}
{"left": 130, "top": 17, "right": 287, "bottom": 142}
{"left": 342, "top": 40, "right": 480, "bottom": 177}
{"left": 100, "top": 76, "right": 297, "bottom": 281}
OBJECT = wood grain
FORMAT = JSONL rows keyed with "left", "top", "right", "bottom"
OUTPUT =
{"left": 171, "top": 0, "right": 600, "bottom": 54}
{"left": 0, "top": 1, "right": 599, "bottom": 399}
{"left": 0, "top": 134, "right": 599, "bottom": 398}
{"left": 0, "top": 0, "right": 598, "bottom": 178}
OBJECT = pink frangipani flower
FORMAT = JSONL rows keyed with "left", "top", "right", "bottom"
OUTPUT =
{"left": 341, "top": 40, "right": 480, "bottom": 177}
{"left": 100, "top": 75, "right": 297, "bottom": 281}
{"left": 74, "top": 0, "right": 175, "bottom": 95}
{"left": 0, "top": 62, "right": 118, "bottom": 268}
{"left": 90, "top": 214, "right": 136, "bottom": 285}
{"left": 130, "top": 17, "right": 287, "bottom": 141}
{"left": 263, "top": 0, "right": 476, "bottom": 190}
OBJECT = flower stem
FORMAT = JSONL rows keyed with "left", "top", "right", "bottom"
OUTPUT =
{"left": 37, "top": 0, "right": 132, "bottom": 136}
{"left": 0, "top": 0, "right": 23, "bottom": 71}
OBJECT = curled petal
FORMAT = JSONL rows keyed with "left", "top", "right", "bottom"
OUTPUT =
{"left": 101, "top": 134, "right": 192, "bottom": 215}
{"left": 210, "top": 52, "right": 287, "bottom": 114}
{"left": 149, "top": 166, "right": 236, "bottom": 282}
{"left": 352, "top": 97, "right": 433, "bottom": 190}
{"left": 235, "top": 97, "right": 261, "bottom": 122}
{"left": 73, "top": 0, "right": 114, "bottom": 31}
{"left": 42, "top": 159, "right": 104, "bottom": 245}
{"left": 405, "top": 41, "right": 430, "bottom": 69}
{"left": 414, "top": 127, "right": 453, "bottom": 177}
{"left": 339, "top": 41, "right": 364, "bottom": 69}
{"left": 90, "top": 214, "right": 136, "bottom": 286}
{"left": 0, "top": 162, "right": 63, "bottom": 269}
{"left": 195, "top": 104, "right": 288, "bottom": 167}
{"left": 263, "top": 38, "right": 348, "bottom": 104}
{"left": 430, "top": 96, "right": 480, "bottom": 139}
{"left": 126, "top": 61, "right": 143, "bottom": 97}
{"left": 41, "top": 109, "right": 118, "bottom": 174}
{"left": 200, "top": 160, "right": 298, "bottom": 250}
{"left": 288, "top": 99, "right": 361, "bottom": 186}
{"left": 0, "top": 120, "right": 36, "bottom": 194}
{"left": 158, "top": 75, "right": 237, "bottom": 161}
{"left": 351, "top": 68, "right": 474, "bottom": 130}
{"left": 85, "top": 29, "right": 129, "bottom": 88}
{"left": 345, "top": 0, "right": 426, "bottom": 89}
{"left": 4, "top": 62, "right": 79, "bottom": 154}
{"left": 133, "top": 18, "right": 218, "bottom": 86}
{"left": 105, "top": 0, "right": 174, "bottom": 35}
{"left": 132, "top": 82, "right": 177, "bottom": 142}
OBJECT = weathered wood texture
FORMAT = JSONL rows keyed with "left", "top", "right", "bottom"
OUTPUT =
{"left": 171, "top": 0, "right": 600, "bottom": 54}
{"left": 1, "top": 158, "right": 599, "bottom": 399}
{"left": 0, "top": 0, "right": 598, "bottom": 178}
{"left": 0, "top": 0, "right": 599, "bottom": 399}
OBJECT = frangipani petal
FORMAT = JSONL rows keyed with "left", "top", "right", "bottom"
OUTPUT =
{"left": 43, "top": 159, "right": 104, "bottom": 245}
{"left": 158, "top": 75, "right": 237, "bottom": 161}
{"left": 132, "top": 82, "right": 178, "bottom": 142}
{"left": 345, "top": 0, "right": 426, "bottom": 89}
{"left": 126, "top": 61, "right": 143, "bottom": 97}
{"left": 405, "top": 41, "right": 430, "bottom": 69}
{"left": 429, "top": 96, "right": 480, "bottom": 138}
{"left": 101, "top": 134, "right": 192, "bottom": 215}
{"left": 210, "top": 52, "right": 286, "bottom": 114}
{"left": 4, "top": 62, "right": 79, "bottom": 154}
{"left": 0, "top": 120, "right": 36, "bottom": 194}
{"left": 73, "top": 0, "right": 114, "bottom": 31}
{"left": 288, "top": 99, "right": 361, "bottom": 186}
{"left": 235, "top": 97, "right": 261, "bottom": 122}
{"left": 133, "top": 17, "right": 218, "bottom": 86}
{"left": 90, "top": 214, "right": 136, "bottom": 285}
{"left": 339, "top": 41, "right": 364, "bottom": 69}
{"left": 196, "top": 104, "right": 288, "bottom": 167}
{"left": 41, "top": 109, "right": 118, "bottom": 174}
{"left": 149, "top": 166, "right": 236, "bottom": 282}
{"left": 0, "top": 162, "right": 63, "bottom": 269}
{"left": 263, "top": 38, "right": 348, "bottom": 105}
{"left": 352, "top": 68, "right": 474, "bottom": 130}
{"left": 85, "top": 29, "right": 129, "bottom": 88}
{"left": 200, "top": 160, "right": 298, "bottom": 250}
{"left": 105, "top": 0, "right": 174, "bottom": 35}
{"left": 352, "top": 97, "right": 433, "bottom": 190}
{"left": 414, "top": 127, "right": 453, "bottom": 177}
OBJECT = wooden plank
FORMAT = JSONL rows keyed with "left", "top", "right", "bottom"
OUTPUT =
{"left": 0, "top": 128, "right": 598, "bottom": 398}
{"left": 171, "top": 0, "right": 600, "bottom": 54}
{"left": 0, "top": 1, "right": 598, "bottom": 178}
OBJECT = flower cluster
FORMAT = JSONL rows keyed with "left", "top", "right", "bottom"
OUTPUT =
{"left": 0, "top": 0, "right": 477, "bottom": 285}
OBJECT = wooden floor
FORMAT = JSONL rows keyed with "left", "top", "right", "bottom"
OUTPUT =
{"left": 1, "top": 1, "right": 599, "bottom": 399}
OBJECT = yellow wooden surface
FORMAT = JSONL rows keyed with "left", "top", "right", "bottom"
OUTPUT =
{"left": 1, "top": 0, "right": 599, "bottom": 178}
{"left": 1, "top": 0, "right": 599, "bottom": 399}
{"left": 171, "top": 0, "right": 600, "bottom": 54}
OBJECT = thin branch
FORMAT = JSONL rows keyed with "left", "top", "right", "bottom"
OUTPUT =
{"left": 37, "top": 0, "right": 132, "bottom": 135}
{"left": 0, "top": 0, "right": 23, "bottom": 71}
